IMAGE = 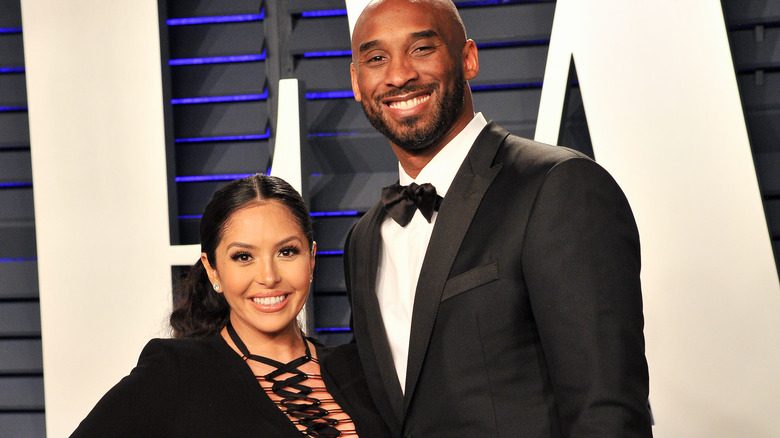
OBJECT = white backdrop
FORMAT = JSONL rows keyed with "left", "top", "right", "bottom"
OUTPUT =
{"left": 22, "top": 1, "right": 173, "bottom": 436}
{"left": 22, "top": 1, "right": 780, "bottom": 436}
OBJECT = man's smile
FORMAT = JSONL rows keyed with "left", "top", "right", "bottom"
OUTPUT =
{"left": 386, "top": 93, "right": 431, "bottom": 110}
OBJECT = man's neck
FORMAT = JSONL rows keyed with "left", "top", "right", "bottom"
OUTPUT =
{"left": 392, "top": 110, "right": 476, "bottom": 179}
{"left": 391, "top": 142, "right": 446, "bottom": 179}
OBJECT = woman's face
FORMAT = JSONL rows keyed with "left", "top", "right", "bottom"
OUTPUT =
{"left": 202, "top": 200, "right": 315, "bottom": 342}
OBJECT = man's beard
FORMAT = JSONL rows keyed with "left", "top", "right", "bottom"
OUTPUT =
{"left": 360, "top": 71, "right": 466, "bottom": 152}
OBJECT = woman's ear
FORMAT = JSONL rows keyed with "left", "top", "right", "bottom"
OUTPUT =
{"left": 201, "top": 253, "right": 219, "bottom": 287}
{"left": 309, "top": 241, "right": 317, "bottom": 274}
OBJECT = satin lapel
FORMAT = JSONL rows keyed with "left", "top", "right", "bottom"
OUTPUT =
{"left": 351, "top": 203, "right": 405, "bottom": 423}
{"left": 403, "top": 123, "right": 508, "bottom": 411}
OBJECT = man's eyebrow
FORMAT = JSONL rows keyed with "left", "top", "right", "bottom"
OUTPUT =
{"left": 357, "top": 29, "right": 440, "bottom": 54}
{"left": 410, "top": 29, "right": 439, "bottom": 40}
{"left": 358, "top": 40, "right": 380, "bottom": 53}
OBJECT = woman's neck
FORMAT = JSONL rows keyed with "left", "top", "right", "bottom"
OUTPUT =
{"left": 221, "top": 319, "right": 307, "bottom": 364}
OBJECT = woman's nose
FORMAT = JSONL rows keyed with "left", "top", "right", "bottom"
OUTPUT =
{"left": 255, "top": 259, "right": 280, "bottom": 287}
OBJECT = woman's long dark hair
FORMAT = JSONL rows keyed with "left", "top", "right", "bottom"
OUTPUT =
{"left": 169, "top": 174, "right": 314, "bottom": 338}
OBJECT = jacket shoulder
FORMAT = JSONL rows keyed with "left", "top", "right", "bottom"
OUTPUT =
{"left": 499, "top": 132, "right": 593, "bottom": 171}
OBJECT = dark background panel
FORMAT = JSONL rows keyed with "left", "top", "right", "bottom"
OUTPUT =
{"left": 0, "top": 377, "right": 45, "bottom": 410}
{"left": 293, "top": 56, "right": 352, "bottom": 92}
{"left": 0, "top": 150, "right": 32, "bottom": 182}
{"left": 0, "top": 112, "right": 30, "bottom": 147}
{"left": 0, "top": 261, "right": 38, "bottom": 300}
{"left": 0, "top": 34, "right": 25, "bottom": 65}
{"left": 167, "top": 0, "right": 263, "bottom": 18}
{"left": 0, "top": 339, "right": 43, "bottom": 374}
{"left": 728, "top": 26, "right": 780, "bottom": 71}
{"left": 0, "top": 9, "right": 39, "bottom": 430}
{"left": 168, "top": 21, "right": 265, "bottom": 59}
{"left": 288, "top": 15, "right": 351, "bottom": 53}
{"left": 308, "top": 172, "right": 397, "bottom": 213}
{"left": 172, "top": 101, "right": 269, "bottom": 139}
{"left": 0, "top": 189, "right": 34, "bottom": 227}
{"left": 722, "top": 0, "right": 780, "bottom": 27}
{"left": 305, "top": 98, "right": 373, "bottom": 133}
{"left": 175, "top": 139, "right": 271, "bottom": 176}
{"left": 0, "top": 73, "right": 27, "bottom": 105}
{"left": 473, "top": 45, "right": 549, "bottom": 86}
{"left": 312, "top": 215, "right": 359, "bottom": 250}
{"left": 0, "top": 224, "right": 36, "bottom": 259}
{"left": 724, "top": 0, "right": 780, "bottom": 270}
{"left": 0, "top": 302, "right": 42, "bottom": 337}
{"left": 313, "top": 292, "right": 351, "bottom": 329}
{"left": 308, "top": 133, "right": 398, "bottom": 175}
{"left": 171, "top": 62, "right": 267, "bottom": 98}
{"left": 0, "top": 413, "right": 46, "bottom": 438}
{"left": 0, "top": 1, "right": 22, "bottom": 27}
{"left": 460, "top": 1, "right": 556, "bottom": 43}
{"left": 176, "top": 180, "right": 236, "bottom": 216}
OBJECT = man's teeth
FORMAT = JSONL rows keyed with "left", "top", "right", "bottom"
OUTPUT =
{"left": 252, "top": 296, "right": 285, "bottom": 305}
{"left": 388, "top": 95, "right": 429, "bottom": 110}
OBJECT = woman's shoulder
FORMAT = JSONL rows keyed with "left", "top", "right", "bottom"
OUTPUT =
{"left": 136, "top": 334, "right": 229, "bottom": 368}
{"left": 142, "top": 335, "right": 219, "bottom": 352}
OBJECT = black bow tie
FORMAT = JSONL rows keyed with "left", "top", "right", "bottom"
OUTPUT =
{"left": 381, "top": 182, "right": 443, "bottom": 227}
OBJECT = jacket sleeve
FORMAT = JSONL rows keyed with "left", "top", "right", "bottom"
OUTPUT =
{"left": 343, "top": 224, "right": 357, "bottom": 336}
{"left": 522, "top": 158, "right": 652, "bottom": 437}
{"left": 70, "top": 339, "right": 179, "bottom": 437}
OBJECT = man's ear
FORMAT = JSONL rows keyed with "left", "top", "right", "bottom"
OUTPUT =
{"left": 462, "top": 39, "right": 479, "bottom": 81}
{"left": 350, "top": 63, "right": 363, "bottom": 102}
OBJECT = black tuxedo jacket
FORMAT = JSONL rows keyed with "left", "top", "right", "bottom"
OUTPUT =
{"left": 344, "top": 123, "right": 652, "bottom": 437}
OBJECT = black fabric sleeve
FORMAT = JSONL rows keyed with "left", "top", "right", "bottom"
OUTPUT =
{"left": 522, "top": 158, "right": 652, "bottom": 437}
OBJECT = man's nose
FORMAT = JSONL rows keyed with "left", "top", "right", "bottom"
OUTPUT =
{"left": 386, "top": 56, "right": 419, "bottom": 89}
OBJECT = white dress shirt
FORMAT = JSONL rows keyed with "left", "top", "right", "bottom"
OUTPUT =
{"left": 376, "top": 112, "right": 488, "bottom": 390}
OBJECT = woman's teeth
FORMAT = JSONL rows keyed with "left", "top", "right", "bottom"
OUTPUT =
{"left": 252, "top": 295, "right": 285, "bottom": 305}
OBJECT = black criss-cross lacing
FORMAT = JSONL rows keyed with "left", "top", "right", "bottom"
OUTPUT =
{"left": 226, "top": 323, "right": 345, "bottom": 437}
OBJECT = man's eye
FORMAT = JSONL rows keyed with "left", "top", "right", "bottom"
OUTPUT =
{"left": 413, "top": 46, "right": 434, "bottom": 55}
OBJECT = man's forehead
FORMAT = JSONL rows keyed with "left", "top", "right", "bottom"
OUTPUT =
{"left": 353, "top": 1, "right": 444, "bottom": 45}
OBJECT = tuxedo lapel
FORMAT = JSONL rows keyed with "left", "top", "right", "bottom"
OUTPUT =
{"left": 350, "top": 203, "right": 405, "bottom": 424}
{"left": 403, "top": 123, "right": 508, "bottom": 411}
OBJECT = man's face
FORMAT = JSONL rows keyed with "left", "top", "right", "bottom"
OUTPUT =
{"left": 350, "top": 0, "right": 474, "bottom": 152}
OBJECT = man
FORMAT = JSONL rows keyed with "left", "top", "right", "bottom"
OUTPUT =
{"left": 344, "top": 0, "right": 653, "bottom": 436}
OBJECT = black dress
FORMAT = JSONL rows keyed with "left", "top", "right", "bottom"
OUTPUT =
{"left": 70, "top": 334, "right": 390, "bottom": 437}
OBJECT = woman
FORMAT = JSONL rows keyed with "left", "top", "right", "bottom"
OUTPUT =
{"left": 71, "top": 175, "right": 389, "bottom": 437}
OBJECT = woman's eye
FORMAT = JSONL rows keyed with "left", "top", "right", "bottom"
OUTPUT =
{"left": 279, "top": 246, "right": 301, "bottom": 258}
{"left": 231, "top": 252, "right": 252, "bottom": 262}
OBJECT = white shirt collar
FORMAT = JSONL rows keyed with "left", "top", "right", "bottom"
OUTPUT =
{"left": 398, "top": 112, "right": 487, "bottom": 197}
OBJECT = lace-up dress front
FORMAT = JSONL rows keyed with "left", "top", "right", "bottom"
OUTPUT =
{"left": 226, "top": 323, "right": 357, "bottom": 437}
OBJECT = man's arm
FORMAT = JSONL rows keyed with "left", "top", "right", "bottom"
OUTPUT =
{"left": 522, "top": 157, "right": 652, "bottom": 437}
